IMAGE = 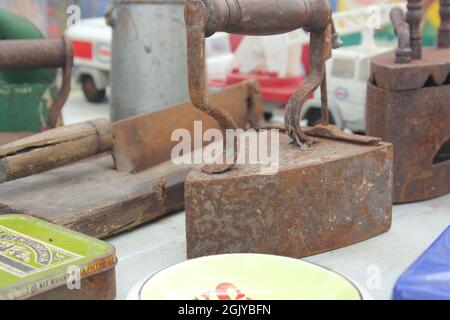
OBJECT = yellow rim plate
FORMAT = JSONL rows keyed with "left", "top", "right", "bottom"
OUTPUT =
{"left": 139, "top": 254, "right": 362, "bottom": 300}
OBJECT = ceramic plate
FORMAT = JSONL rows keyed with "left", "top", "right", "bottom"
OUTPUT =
{"left": 136, "top": 254, "right": 364, "bottom": 300}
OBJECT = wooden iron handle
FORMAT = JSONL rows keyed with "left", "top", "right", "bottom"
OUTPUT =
{"left": 0, "top": 119, "right": 114, "bottom": 183}
{"left": 199, "top": 0, "right": 331, "bottom": 37}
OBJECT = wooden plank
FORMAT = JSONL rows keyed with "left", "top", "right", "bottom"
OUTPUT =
{"left": 0, "top": 155, "right": 193, "bottom": 239}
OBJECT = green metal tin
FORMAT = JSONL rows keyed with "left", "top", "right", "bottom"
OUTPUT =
{"left": 0, "top": 215, "right": 117, "bottom": 300}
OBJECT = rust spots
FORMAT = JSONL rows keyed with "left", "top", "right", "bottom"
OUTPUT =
{"left": 155, "top": 179, "right": 168, "bottom": 205}
{"left": 185, "top": 135, "right": 393, "bottom": 259}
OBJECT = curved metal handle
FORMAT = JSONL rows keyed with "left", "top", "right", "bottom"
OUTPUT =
{"left": 0, "top": 37, "right": 73, "bottom": 130}
{"left": 186, "top": 1, "right": 239, "bottom": 174}
{"left": 285, "top": 30, "right": 328, "bottom": 146}
{"left": 185, "top": 0, "right": 333, "bottom": 173}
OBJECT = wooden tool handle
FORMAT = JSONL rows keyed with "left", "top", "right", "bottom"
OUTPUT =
{"left": 201, "top": 0, "right": 331, "bottom": 37}
{"left": 0, "top": 119, "right": 114, "bottom": 183}
{"left": 0, "top": 39, "right": 69, "bottom": 69}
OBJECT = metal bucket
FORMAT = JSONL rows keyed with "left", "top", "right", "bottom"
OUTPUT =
{"left": 109, "top": 0, "right": 189, "bottom": 121}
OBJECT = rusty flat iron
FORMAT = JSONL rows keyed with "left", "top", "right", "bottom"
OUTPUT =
{"left": 366, "top": 0, "right": 450, "bottom": 203}
{"left": 184, "top": 0, "right": 393, "bottom": 259}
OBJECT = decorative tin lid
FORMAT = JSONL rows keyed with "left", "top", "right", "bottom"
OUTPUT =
{"left": 137, "top": 254, "right": 363, "bottom": 300}
{"left": 0, "top": 215, "right": 116, "bottom": 300}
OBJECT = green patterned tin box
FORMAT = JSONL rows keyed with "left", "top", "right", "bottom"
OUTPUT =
{"left": 0, "top": 215, "right": 117, "bottom": 300}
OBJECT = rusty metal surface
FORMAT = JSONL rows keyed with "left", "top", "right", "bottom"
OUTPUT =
{"left": 304, "top": 125, "right": 381, "bottom": 145}
{"left": 186, "top": 134, "right": 393, "bottom": 259}
{"left": 367, "top": 1, "right": 450, "bottom": 203}
{"left": 371, "top": 48, "right": 450, "bottom": 91}
{"left": 0, "top": 38, "right": 73, "bottom": 130}
{"left": 285, "top": 27, "right": 330, "bottom": 146}
{"left": 184, "top": 0, "right": 393, "bottom": 259}
{"left": 366, "top": 82, "right": 450, "bottom": 203}
{"left": 185, "top": 0, "right": 377, "bottom": 176}
{"left": 202, "top": 0, "right": 331, "bottom": 37}
{"left": 113, "top": 81, "right": 264, "bottom": 173}
{"left": 388, "top": 0, "right": 450, "bottom": 61}
{"left": 186, "top": 0, "right": 333, "bottom": 153}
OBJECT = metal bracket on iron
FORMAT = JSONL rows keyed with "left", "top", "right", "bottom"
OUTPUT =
{"left": 185, "top": 0, "right": 239, "bottom": 174}
{"left": 285, "top": 21, "right": 381, "bottom": 147}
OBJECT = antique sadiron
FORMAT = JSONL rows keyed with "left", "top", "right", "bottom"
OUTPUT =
{"left": 185, "top": 0, "right": 394, "bottom": 259}
{"left": 366, "top": 0, "right": 450, "bottom": 203}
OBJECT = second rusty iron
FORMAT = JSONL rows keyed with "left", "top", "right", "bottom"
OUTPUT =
{"left": 185, "top": 0, "right": 393, "bottom": 259}
{"left": 366, "top": 0, "right": 450, "bottom": 203}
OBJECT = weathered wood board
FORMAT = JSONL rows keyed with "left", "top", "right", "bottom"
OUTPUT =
{"left": 0, "top": 155, "right": 193, "bottom": 239}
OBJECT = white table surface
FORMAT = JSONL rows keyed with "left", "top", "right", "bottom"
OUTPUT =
{"left": 108, "top": 193, "right": 450, "bottom": 300}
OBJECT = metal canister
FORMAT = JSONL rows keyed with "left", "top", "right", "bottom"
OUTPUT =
{"left": 109, "top": 0, "right": 189, "bottom": 121}
{"left": 0, "top": 215, "right": 117, "bottom": 300}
